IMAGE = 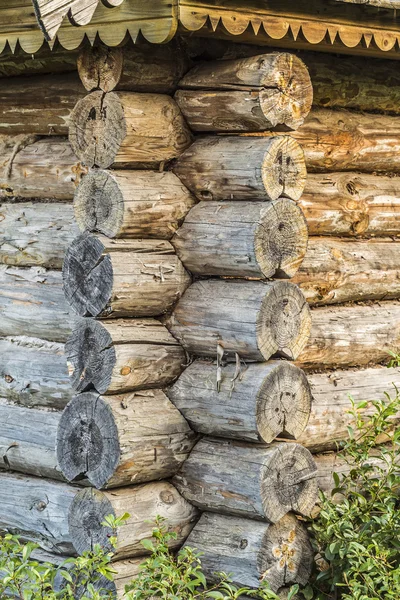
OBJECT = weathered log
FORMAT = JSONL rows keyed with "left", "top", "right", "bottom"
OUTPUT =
{"left": 0, "top": 47, "right": 78, "bottom": 79}
{"left": 0, "top": 337, "right": 72, "bottom": 410}
{"left": 0, "top": 136, "right": 87, "bottom": 200}
{"left": 68, "top": 91, "right": 193, "bottom": 169}
{"left": 185, "top": 512, "right": 312, "bottom": 592}
{"left": 173, "top": 437, "right": 318, "bottom": 523}
{"left": 63, "top": 234, "right": 190, "bottom": 318}
{"left": 296, "top": 366, "right": 400, "bottom": 453}
{"left": 0, "top": 266, "right": 77, "bottom": 342}
{"left": 0, "top": 72, "right": 85, "bottom": 135}
{"left": 65, "top": 318, "right": 186, "bottom": 395}
{"left": 297, "top": 301, "right": 400, "bottom": 370}
{"left": 172, "top": 199, "right": 308, "bottom": 279}
{"left": 176, "top": 53, "right": 312, "bottom": 132}
{"left": 173, "top": 136, "right": 307, "bottom": 202}
{"left": 0, "top": 472, "right": 197, "bottom": 557}
{"left": 167, "top": 279, "right": 311, "bottom": 361}
{"left": 0, "top": 202, "right": 78, "bottom": 269}
{"left": 168, "top": 359, "right": 312, "bottom": 443}
{"left": 73, "top": 169, "right": 195, "bottom": 240}
{"left": 291, "top": 237, "right": 400, "bottom": 305}
{"left": 300, "top": 172, "right": 400, "bottom": 238}
{"left": 77, "top": 41, "right": 190, "bottom": 93}
{"left": 57, "top": 389, "right": 196, "bottom": 489}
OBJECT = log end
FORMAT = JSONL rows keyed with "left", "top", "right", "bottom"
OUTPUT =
{"left": 77, "top": 45, "right": 124, "bottom": 92}
{"left": 262, "top": 137, "right": 307, "bottom": 202}
{"left": 68, "top": 487, "right": 116, "bottom": 555}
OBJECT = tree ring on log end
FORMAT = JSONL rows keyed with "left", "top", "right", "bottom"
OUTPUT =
{"left": 57, "top": 392, "right": 120, "bottom": 489}
{"left": 69, "top": 91, "right": 127, "bottom": 168}
{"left": 63, "top": 232, "right": 113, "bottom": 318}
{"left": 69, "top": 487, "right": 115, "bottom": 554}
{"left": 260, "top": 444, "right": 318, "bottom": 523}
{"left": 262, "top": 137, "right": 307, "bottom": 202}
{"left": 77, "top": 45, "right": 124, "bottom": 93}
{"left": 257, "top": 281, "right": 311, "bottom": 360}
{"left": 74, "top": 170, "right": 124, "bottom": 238}
{"left": 255, "top": 199, "right": 308, "bottom": 278}
{"left": 259, "top": 513, "right": 313, "bottom": 591}
{"left": 259, "top": 54, "right": 313, "bottom": 131}
{"left": 256, "top": 363, "right": 311, "bottom": 443}
{"left": 65, "top": 319, "right": 116, "bottom": 394}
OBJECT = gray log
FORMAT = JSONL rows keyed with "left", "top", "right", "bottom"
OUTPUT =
{"left": 168, "top": 360, "right": 312, "bottom": 443}
{"left": 56, "top": 390, "right": 197, "bottom": 489}
{"left": 173, "top": 437, "right": 318, "bottom": 523}
{"left": 167, "top": 279, "right": 311, "bottom": 361}
{"left": 185, "top": 512, "right": 313, "bottom": 592}
{"left": 65, "top": 318, "right": 186, "bottom": 395}
{"left": 63, "top": 233, "right": 191, "bottom": 319}
{"left": 172, "top": 199, "right": 308, "bottom": 279}
{"left": 0, "top": 202, "right": 78, "bottom": 268}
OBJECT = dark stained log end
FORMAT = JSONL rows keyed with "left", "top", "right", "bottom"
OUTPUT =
{"left": 264, "top": 137, "right": 307, "bottom": 202}
{"left": 63, "top": 232, "right": 113, "bottom": 318}
{"left": 69, "top": 91, "right": 127, "bottom": 169}
{"left": 68, "top": 487, "right": 115, "bottom": 555}
{"left": 77, "top": 45, "right": 124, "bottom": 92}
{"left": 65, "top": 319, "right": 116, "bottom": 394}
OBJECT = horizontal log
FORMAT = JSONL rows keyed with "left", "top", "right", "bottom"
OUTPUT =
{"left": 185, "top": 512, "right": 313, "bottom": 592}
{"left": 0, "top": 337, "right": 72, "bottom": 410}
{"left": 172, "top": 199, "right": 308, "bottom": 279}
{"left": 0, "top": 472, "right": 197, "bottom": 558}
{"left": 297, "top": 302, "right": 400, "bottom": 370}
{"left": 291, "top": 237, "right": 400, "bottom": 305}
{"left": 173, "top": 136, "right": 307, "bottom": 202}
{"left": 313, "top": 451, "right": 390, "bottom": 494}
{"left": 63, "top": 234, "right": 191, "bottom": 318}
{"left": 0, "top": 266, "right": 77, "bottom": 342}
{"left": 69, "top": 91, "right": 193, "bottom": 169}
{"left": 300, "top": 172, "right": 400, "bottom": 238}
{"left": 65, "top": 318, "right": 186, "bottom": 395}
{"left": 168, "top": 359, "right": 312, "bottom": 443}
{"left": 0, "top": 73, "right": 85, "bottom": 135}
{"left": 74, "top": 169, "right": 195, "bottom": 240}
{"left": 0, "top": 136, "right": 86, "bottom": 201}
{"left": 77, "top": 41, "right": 190, "bottom": 93}
{"left": 0, "top": 202, "right": 78, "bottom": 269}
{"left": 173, "top": 437, "right": 318, "bottom": 523}
{"left": 176, "top": 52, "right": 312, "bottom": 132}
{"left": 0, "top": 47, "right": 78, "bottom": 79}
{"left": 57, "top": 390, "right": 196, "bottom": 489}
{"left": 167, "top": 279, "right": 311, "bottom": 361}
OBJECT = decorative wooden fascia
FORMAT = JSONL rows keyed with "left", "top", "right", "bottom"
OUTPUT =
{"left": 178, "top": 0, "right": 400, "bottom": 60}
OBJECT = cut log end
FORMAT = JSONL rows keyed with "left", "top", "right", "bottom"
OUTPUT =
{"left": 258, "top": 282, "right": 311, "bottom": 360}
{"left": 69, "top": 91, "right": 126, "bottom": 168}
{"left": 77, "top": 45, "right": 124, "bottom": 92}
{"left": 57, "top": 392, "right": 120, "bottom": 489}
{"left": 68, "top": 488, "right": 115, "bottom": 555}
{"left": 257, "top": 362, "right": 312, "bottom": 442}
{"left": 263, "top": 137, "right": 307, "bottom": 202}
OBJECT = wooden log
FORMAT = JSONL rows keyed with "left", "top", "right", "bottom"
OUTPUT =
{"left": 0, "top": 202, "right": 78, "bottom": 269}
{"left": 0, "top": 47, "right": 78, "bottom": 79}
{"left": 167, "top": 279, "right": 311, "bottom": 361}
{"left": 174, "top": 437, "right": 318, "bottom": 523}
{"left": 68, "top": 91, "right": 193, "bottom": 169}
{"left": 0, "top": 136, "right": 87, "bottom": 201}
{"left": 173, "top": 136, "right": 307, "bottom": 202}
{"left": 300, "top": 172, "right": 400, "bottom": 238}
{"left": 63, "top": 234, "right": 190, "bottom": 318}
{"left": 0, "top": 472, "right": 197, "bottom": 558}
{"left": 73, "top": 169, "right": 195, "bottom": 240}
{"left": 0, "top": 72, "right": 85, "bottom": 135}
{"left": 0, "top": 266, "right": 77, "bottom": 342}
{"left": 297, "top": 302, "right": 400, "bottom": 370}
{"left": 175, "top": 53, "right": 313, "bottom": 132}
{"left": 291, "top": 237, "right": 400, "bottom": 305}
{"left": 184, "top": 512, "right": 313, "bottom": 592}
{"left": 0, "top": 337, "right": 72, "bottom": 410}
{"left": 296, "top": 366, "right": 400, "bottom": 453}
{"left": 168, "top": 359, "right": 312, "bottom": 443}
{"left": 65, "top": 318, "right": 186, "bottom": 395}
{"left": 77, "top": 41, "right": 190, "bottom": 94}
{"left": 172, "top": 199, "right": 308, "bottom": 279}
{"left": 56, "top": 389, "right": 196, "bottom": 489}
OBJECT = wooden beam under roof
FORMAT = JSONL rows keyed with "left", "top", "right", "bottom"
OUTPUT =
{"left": 335, "top": 0, "right": 400, "bottom": 8}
